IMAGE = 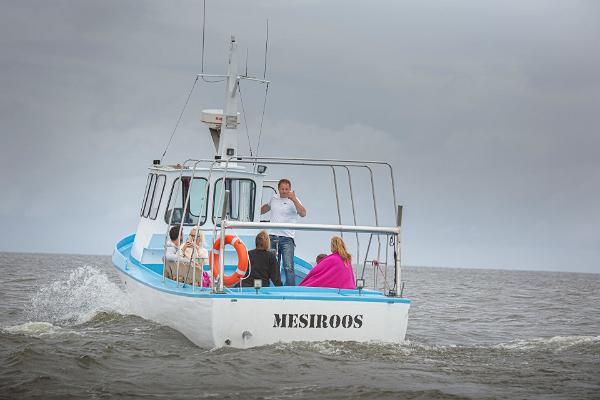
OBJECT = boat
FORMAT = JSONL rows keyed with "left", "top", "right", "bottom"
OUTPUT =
{"left": 111, "top": 35, "right": 410, "bottom": 349}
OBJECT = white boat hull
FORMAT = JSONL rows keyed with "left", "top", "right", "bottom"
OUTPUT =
{"left": 116, "top": 267, "right": 410, "bottom": 349}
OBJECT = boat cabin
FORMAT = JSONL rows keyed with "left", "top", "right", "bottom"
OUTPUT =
{"left": 132, "top": 162, "right": 268, "bottom": 266}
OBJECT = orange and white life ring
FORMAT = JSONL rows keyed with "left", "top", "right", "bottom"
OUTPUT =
{"left": 210, "top": 235, "right": 249, "bottom": 287}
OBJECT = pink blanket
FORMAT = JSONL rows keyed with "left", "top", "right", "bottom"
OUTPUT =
{"left": 299, "top": 253, "right": 356, "bottom": 289}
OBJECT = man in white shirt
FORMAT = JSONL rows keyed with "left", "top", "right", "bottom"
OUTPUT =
{"left": 260, "top": 178, "right": 307, "bottom": 285}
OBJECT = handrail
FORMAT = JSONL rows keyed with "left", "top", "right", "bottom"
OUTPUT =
{"left": 215, "top": 157, "right": 386, "bottom": 229}
{"left": 178, "top": 159, "right": 206, "bottom": 290}
{"left": 220, "top": 156, "right": 387, "bottom": 277}
{"left": 223, "top": 221, "right": 400, "bottom": 235}
{"left": 222, "top": 155, "right": 398, "bottom": 221}
{"left": 330, "top": 166, "right": 343, "bottom": 236}
{"left": 163, "top": 158, "right": 216, "bottom": 291}
{"left": 161, "top": 154, "right": 403, "bottom": 296}
{"left": 341, "top": 165, "right": 360, "bottom": 264}
{"left": 220, "top": 155, "right": 401, "bottom": 295}
{"left": 168, "top": 157, "right": 393, "bottom": 230}
{"left": 218, "top": 190, "right": 230, "bottom": 293}
{"left": 212, "top": 154, "right": 394, "bottom": 235}
{"left": 164, "top": 158, "right": 197, "bottom": 285}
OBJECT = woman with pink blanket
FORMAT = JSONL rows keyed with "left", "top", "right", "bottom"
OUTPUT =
{"left": 299, "top": 236, "right": 356, "bottom": 289}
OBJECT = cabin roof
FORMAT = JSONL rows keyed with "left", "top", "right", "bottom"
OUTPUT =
{"left": 148, "top": 164, "right": 261, "bottom": 177}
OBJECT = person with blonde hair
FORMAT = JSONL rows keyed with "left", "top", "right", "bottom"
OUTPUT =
{"left": 181, "top": 227, "right": 208, "bottom": 260}
{"left": 179, "top": 227, "right": 210, "bottom": 287}
{"left": 330, "top": 236, "right": 352, "bottom": 264}
{"left": 241, "top": 231, "right": 282, "bottom": 287}
{"left": 299, "top": 236, "right": 356, "bottom": 289}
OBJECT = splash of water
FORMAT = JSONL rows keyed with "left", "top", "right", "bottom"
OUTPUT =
{"left": 27, "top": 265, "right": 130, "bottom": 325}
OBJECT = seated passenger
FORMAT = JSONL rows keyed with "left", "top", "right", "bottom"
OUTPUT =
{"left": 299, "top": 236, "right": 356, "bottom": 289}
{"left": 164, "top": 226, "right": 188, "bottom": 279}
{"left": 241, "top": 231, "right": 282, "bottom": 287}
{"left": 315, "top": 253, "right": 327, "bottom": 264}
{"left": 181, "top": 227, "right": 209, "bottom": 262}
{"left": 180, "top": 227, "right": 210, "bottom": 287}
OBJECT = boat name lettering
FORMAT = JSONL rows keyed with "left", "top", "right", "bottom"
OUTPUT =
{"left": 272, "top": 313, "right": 363, "bottom": 329}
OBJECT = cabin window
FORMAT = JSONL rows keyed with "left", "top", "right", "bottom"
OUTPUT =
{"left": 164, "top": 177, "right": 209, "bottom": 226}
{"left": 260, "top": 185, "right": 277, "bottom": 222}
{"left": 140, "top": 174, "right": 153, "bottom": 216}
{"left": 213, "top": 178, "right": 256, "bottom": 223}
{"left": 142, "top": 175, "right": 157, "bottom": 217}
{"left": 149, "top": 175, "right": 166, "bottom": 219}
{"left": 140, "top": 173, "right": 166, "bottom": 219}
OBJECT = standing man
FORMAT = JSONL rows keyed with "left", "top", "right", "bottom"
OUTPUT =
{"left": 260, "top": 178, "right": 307, "bottom": 286}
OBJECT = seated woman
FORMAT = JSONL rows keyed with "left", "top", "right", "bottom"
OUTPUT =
{"left": 299, "top": 236, "right": 356, "bottom": 289}
{"left": 242, "top": 231, "right": 282, "bottom": 287}
{"left": 180, "top": 227, "right": 210, "bottom": 287}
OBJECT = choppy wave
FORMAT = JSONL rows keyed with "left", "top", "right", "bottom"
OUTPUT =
{"left": 270, "top": 334, "right": 600, "bottom": 360}
{"left": 3, "top": 321, "right": 79, "bottom": 337}
{"left": 493, "top": 335, "right": 600, "bottom": 351}
{"left": 26, "top": 265, "right": 130, "bottom": 325}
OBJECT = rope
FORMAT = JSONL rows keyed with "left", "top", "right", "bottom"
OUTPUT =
{"left": 251, "top": 19, "right": 271, "bottom": 168}
{"left": 237, "top": 84, "right": 254, "bottom": 156}
{"left": 254, "top": 82, "right": 270, "bottom": 159}
{"left": 160, "top": 76, "right": 199, "bottom": 163}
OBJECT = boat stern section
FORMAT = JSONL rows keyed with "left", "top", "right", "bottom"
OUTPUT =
{"left": 210, "top": 292, "right": 410, "bottom": 348}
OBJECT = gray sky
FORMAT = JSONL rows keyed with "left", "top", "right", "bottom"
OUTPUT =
{"left": 1, "top": 0, "right": 599, "bottom": 273}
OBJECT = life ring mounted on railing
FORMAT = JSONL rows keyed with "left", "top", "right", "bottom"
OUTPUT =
{"left": 211, "top": 235, "right": 249, "bottom": 287}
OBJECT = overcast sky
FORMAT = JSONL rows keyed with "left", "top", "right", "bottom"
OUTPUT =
{"left": 1, "top": 0, "right": 599, "bottom": 273}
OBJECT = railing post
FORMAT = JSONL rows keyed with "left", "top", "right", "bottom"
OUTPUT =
{"left": 217, "top": 190, "right": 230, "bottom": 293}
{"left": 394, "top": 205, "right": 403, "bottom": 297}
{"left": 330, "top": 166, "right": 343, "bottom": 237}
{"left": 342, "top": 166, "right": 360, "bottom": 265}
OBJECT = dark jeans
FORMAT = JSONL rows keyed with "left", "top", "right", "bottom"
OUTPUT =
{"left": 269, "top": 235, "right": 295, "bottom": 286}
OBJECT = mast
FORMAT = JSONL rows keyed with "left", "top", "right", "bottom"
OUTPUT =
{"left": 217, "top": 35, "right": 240, "bottom": 159}
{"left": 200, "top": 35, "right": 269, "bottom": 160}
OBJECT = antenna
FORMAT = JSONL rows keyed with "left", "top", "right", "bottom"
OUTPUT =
{"left": 245, "top": 48, "right": 249, "bottom": 77}
{"left": 201, "top": 0, "right": 207, "bottom": 74}
{"left": 263, "top": 19, "right": 269, "bottom": 79}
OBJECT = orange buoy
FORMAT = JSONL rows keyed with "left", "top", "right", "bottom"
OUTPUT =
{"left": 210, "top": 235, "right": 249, "bottom": 287}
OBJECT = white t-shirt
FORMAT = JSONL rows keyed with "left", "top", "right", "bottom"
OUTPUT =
{"left": 269, "top": 194, "right": 303, "bottom": 238}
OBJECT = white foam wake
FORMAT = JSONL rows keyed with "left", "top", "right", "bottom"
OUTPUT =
{"left": 493, "top": 335, "right": 600, "bottom": 351}
{"left": 271, "top": 335, "right": 600, "bottom": 358}
{"left": 27, "top": 265, "right": 130, "bottom": 325}
{"left": 3, "top": 321, "right": 78, "bottom": 337}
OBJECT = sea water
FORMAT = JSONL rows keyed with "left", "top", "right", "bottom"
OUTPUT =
{"left": 1, "top": 252, "right": 598, "bottom": 399}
